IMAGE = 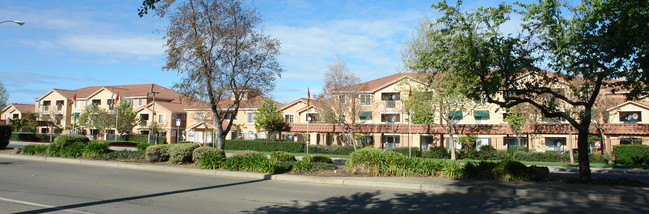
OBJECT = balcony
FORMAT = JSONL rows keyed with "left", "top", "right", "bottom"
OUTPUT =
{"left": 385, "top": 100, "right": 396, "bottom": 108}
{"left": 42, "top": 106, "right": 50, "bottom": 111}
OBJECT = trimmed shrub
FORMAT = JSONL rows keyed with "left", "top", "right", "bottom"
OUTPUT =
{"left": 83, "top": 142, "right": 110, "bottom": 158}
{"left": 193, "top": 146, "right": 225, "bottom": 163}
{"left": 477, "top": 145, "right": 497, "bottom": 160}
{"left": 99, "top": 150, "right": 145, "bottom": 160}
{"left": 233, "top": 150, "right": 259, "bottom": 158}
{"left": 613, "top": 144, "right": 649, "bottom": 165}
{"left": 168, "top": 143, "right": 200, "bottom": 164}
{"left": 10, "top": 132, "right": 58, "bottom": 142}
{"left": 105, "top": 141, "right": 138, "bottom": 147}
{"left": 225, "top": 140, "right": 305, "bottom": 153}
{"left": 307, "top": 145, "right": 355, "bottom": 155}
{"left": 463, "top": 161, "right": 499, "bottom": 180}
{"left": 222, "top": 153, "right": 280, "bottom": 173}
{"left": 507, "top": 146, "right": 529, "bottom": 153}
{"left": 59, "top": 142, "right": 87, "bottom": 158}
{"left": 270, "top": 151, "right": 296, "bottom": 162}
{"left": 123, "top": 134, "right": 167, "bottom": 144}
{"left": 292, "top": 160, "right": 312, "bottom": 173}
{"left": 497, "top": 160, "right": 530, "bottom": 181}
{"left": 137, "top": 143, "right": 152, "bottom": 152}
{"left": 387, "top": 147, "right": 421, "bottom": 157}
{"left": 21, "top": 144, "right": 49, "bottom": 155}
{"left": 0, "top": 124, "right": 12, "bottom": 150}
{"left": 53, "top": 134, "right": 90, "bottom": 147}
{"left": 345, "top": 148, "right": 448, "bottom": 176}
{"left": 145, "top": 144, "right": 170, "bottom": 162}
{"left": 198, "top": 152, "right": 226, "bottom": 169}
{"left": 302, "top": 155, "right": 333, "bottom": 164}
{"left": 422, "top": 147, "right": 450, "bottom": 159}
{"left": 462, "top": 160, "right": 530, "bottom": 181}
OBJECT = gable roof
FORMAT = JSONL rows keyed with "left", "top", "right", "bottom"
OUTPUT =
{"left": 606, "top": 101, "right": 649, "bottom": 112}
{"left": 2, "top": 104, "right": 36, "bottom": 114}
{"left": 335, "top": 72, "right": 428, "bottom": 93}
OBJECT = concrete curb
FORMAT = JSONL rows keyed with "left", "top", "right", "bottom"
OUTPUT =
{"left": 547, "top": 165, "right": 649, "bottom": 175}
{"left": 2, "top": 153, "right": 648, "bottom": 205}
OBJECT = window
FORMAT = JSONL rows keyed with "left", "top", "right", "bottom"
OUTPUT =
{"left": 504, "top": 137, "right": 528, "bottom": 147}
{"left": 474, "top": 110, "right": 489, "bottom": 124}
{"left": 545, "top": 137, "right": 566, "bottom": 151}
{"left": 359, "top": 111, "right": 372, "bottom": 124}
{"left": 196, "top": 112, "right": 206, "bottom": 121}
{"left": 12, "top": 114, "right": 19, "bottom": 119}
{"left": 138, "top": 99, "right": 143, "bottom": 106}
{"left": 383, "top": 135, "right": 400, "bottom": 149}
{"left": 107, "top": 99, "right": 114, "bottom": 110}
{"left": 158, "top": 113, "right": 166, "bottom": 124}
{"left": 129, "top": 99, "right": 134, "bottom": 106}
{"left": 381, "top": 114, "right": 400, "bottom": 123}
{"left": 620, "top": 137, "right": 642, "bottom": 145}
{"left": 284, "top": 114, "right": 295, "bottom": 123}
{"left": 92, "top": 99, "right": 101, "bottom": 106}
{"left": 74, "top": 100, "right": 80, "bottom": 109}
{"left": 140, "top": 114, "right": 149, "bottom": 125}
{"left": 172, "top": 131, "right": 177, "bottom": 137}
{"left": 306, "top": 113, "right": 318, "bottom": 123}
{"left": 42, "top": 100, "right": 51, "bottom": 111}
{"left": 382, "top": 93, "right": 400, "bottom": 108}
{"left": 225, "top": 113, "right": 237, "bottom": 120}
{"left": 475, "top": 137, "right": 491, "bottom": 150}
{"left": 449, "top": 111, "right": 463, "bottom": 124}
{"left": 446, "top": 137, "right": 462, "bottom": 150}
{"left": 246, "top": 112, "right": 256, "bottom": 124}
{"left": 620, "top": 111, "right": 641, "bottom": 123}
{"left": 172, "top": 114, "right": 176, "bottom": 119}
{"left": 421, "top": 136, "right": 435, "bottom": 152}
{"left": 338, "top": 95, "right": 346, "bottom": 104}
{"left": 182, "top": 114, "right": 186, "bottom": 120}
{"left": 359, "top": 94, "right": 371, "bottom": 106}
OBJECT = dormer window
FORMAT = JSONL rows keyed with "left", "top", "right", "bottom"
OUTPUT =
{"left": 620, "top": 111, "right": 641, "bottom": 123}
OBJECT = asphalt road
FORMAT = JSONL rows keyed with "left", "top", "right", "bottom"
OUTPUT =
{"left": 1, "top": 158, "right": 649, "bottom": 214}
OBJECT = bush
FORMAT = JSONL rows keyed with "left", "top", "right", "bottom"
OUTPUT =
{"left": 225, "top": 140, "right": 304, "bottom": 153}
{"left": 387, "top": 147, "right": 421, "bottom": 157}
{"left": 302, "top": 155, "right": 333, "bottom": 164}
{"left": 53, "top": 134, "right": 90, "bottom": 147}
{"left": 0, "top": 124, "right": 12, "bottom": 150}
{"left": 233, "top": 150, "right": 259, "bottom": 158}
{"left": 292, "top": 160, "right": 312, "bottom": 173}
{"left": 507, "top": 146, "right": 528, "bottom": 153}
{"left": 345, "top": 148, "right": 448, "bottom": 176}
{"left": 613, "top": 144, "right": 649, "bottom": 165}
{"left": 21, "top": 144, "right": 49, "bottom": 155}
{"left": 46, "top": 144, "right": 61, "bottom": 157}
{"left": 137, "top": 143, "right": 152, "bottom": 152}
{"left": 307, "top": 145, "right": 355, "bottom": 155}
{"left": 198, "top": 152, "right": 226, "bottom": 169}
{"left": 462, "top": 160, "right": 530, "bottom": 181}
{"left": 422, "top": 147, "right": 450, "bottom": 159}
{"left": 222, "top": 153, "right": 280, "bottom": 173}
{"left": 123, "top": 134, "right": 167, "bottom": 144}
{"left": 270, "top": 151, "right": 296, "bottom": 162}
{"left": 58, "top": 142, "right": 87, "bottom": 158}
{"left": 168, "top": 143, "right": 200, "bottom": 164}
{"left": 10, "top": 132, "right": 58, "bottom": 142}
{"left": 193, "top": 146, "right": 225, "bottom": 163}
{"left": 83, "top": 142, "right": 110, "bottom": 158}
{"left": 98, "top": 150, "right": 145, "bottom": 160}
{"left": 145, "top": 144, "right": 170, "bottom": 162}
{"left": 477, "top": 145, "right": 497, "bottom": 160}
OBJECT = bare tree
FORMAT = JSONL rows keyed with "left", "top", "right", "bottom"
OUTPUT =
{"left": 0, "top": 82, "right": 8, "bottom": 111}
{"left": 318, "top": 56, "right": 366, "bottom": 150}
{"left": 154, "top": 0, "right": 283, "bottom": 149}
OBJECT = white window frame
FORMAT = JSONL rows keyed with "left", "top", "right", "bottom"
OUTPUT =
{"left": 138, "top": 99, "right": 143, "bottom": 106}
{"left": 246, "top": 112, "right": 256, "bottom": 124}
{"left": 359, "top": 94, "right": 371, "bottom": 106}
{"left": 158, "top": 113, "right": 166, "bottom": 125}
{"left": 284, "top": 113, "right": 295, "bottom": 124}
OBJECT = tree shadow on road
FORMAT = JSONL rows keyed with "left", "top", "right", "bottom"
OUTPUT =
{"left": 246, "top": 191, "right": 649, "bottom": 214}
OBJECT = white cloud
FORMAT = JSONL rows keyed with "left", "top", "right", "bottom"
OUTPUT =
{"left": 59, "top": 35, "right": 164, "bottom": 59}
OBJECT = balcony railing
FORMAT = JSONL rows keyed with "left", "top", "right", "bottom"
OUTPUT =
{"left": 42, "top": 106, "right": 50, "bottom": 111}
{"left": 385, "top": 100, "right": 396, "bottom": 108}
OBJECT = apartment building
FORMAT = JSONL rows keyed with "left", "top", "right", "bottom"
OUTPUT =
{"left": 283, "top": 72, "right": 649, "bottom": 153}
{"left": 184, "top": 88, "right": 281, "bottom": 143}
{"left": 2, "top": 104, "right": 35, "bottom": 121}
{"left": 33, "top": 84, "right": 191, "bottom": 143}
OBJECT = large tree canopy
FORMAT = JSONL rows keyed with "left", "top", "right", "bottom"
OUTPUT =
{"left": 153, "top": 0, "right": 283, "bottom": 149}
{"left": 406, "top": 0, "right": 648, "bottom": 180}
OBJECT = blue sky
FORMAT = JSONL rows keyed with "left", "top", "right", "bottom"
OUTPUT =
{"left": 1, "top": 0, "right": 517, "bottom": 105}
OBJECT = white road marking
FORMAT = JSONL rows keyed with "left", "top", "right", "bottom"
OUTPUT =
{"left": 0, "top": 196, "right": 96, "bottom": 214}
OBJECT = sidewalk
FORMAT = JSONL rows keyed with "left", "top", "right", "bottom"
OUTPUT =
{"left": 1, "top": 153, "right": 648, "bottom": 205}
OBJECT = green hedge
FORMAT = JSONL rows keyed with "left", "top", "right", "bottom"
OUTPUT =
{"left": 463, "top": 160, "right": 530, "bottom": 181}
{"left": 302, "top": 155, "right": 333, "bottom": 164}
{"left": 83, "top": 142, "right": 110, "bottom": 158}
{"left": 613, "top": 144, "right": 649, "bottom": 165}
{"left": 270, "top": 151, "right": 296, "bottom": 162}
{"left": 224, "top": 140, "right": 304, "bottom": 153}
{"left": 0, "top": 124, "right": 11, "bottom": 150}
{"left": 193, "top": 146, "right": 225, "bottom": 163}
{"left": 307, "top": 145, "right": 355, "bottom": 155}
{"left": 222, "top": 153, "right": 281, "bottom": 173}
{"left": 345, "top": 148, "right": 452, "bottom": 176}
{"left": 53, "top": 134, "right": 90, "bottom": 147}
{"left": 387, "top": 147, "right": 421, "bottom": 157}
{"left": 21, "top": 144, "right": 49, "bottom": 155}
{"left": 422, "top": 147, "right": 450, "bottom": 159}
{"left": 168, "top": 143, "right": 200, "bottom": 164}
{"left": 10, "top": 132, "right": 58, "bottom": 142}
{"left": 123, "top": 134, "right": 167, "bottom": 144}
{"left": 198, "top": 152, "right": 226, "bottom": 169}
{"left": 145, "top": 144, "right": 170, "bottom": 162}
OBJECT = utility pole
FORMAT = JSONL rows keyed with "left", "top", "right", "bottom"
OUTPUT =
{"left": 147, "top": 84, "right": 160, "bottom": 144}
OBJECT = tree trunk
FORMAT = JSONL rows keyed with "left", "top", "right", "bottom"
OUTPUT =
{"left": 216, "top": 121, "right": 225, "bottom": 150}
{"left": 449, "top": 126, "right": 455, "bottom": 160}
{"left": 577, "top": 128, "right": 592, "bottom": 181}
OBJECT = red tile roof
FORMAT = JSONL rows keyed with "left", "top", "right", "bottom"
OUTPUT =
{"left": 5, "top": 104, "right": 35, "bottom": 113}
{"left": 336, "top": 72, "right": 427, "bottom": 92}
